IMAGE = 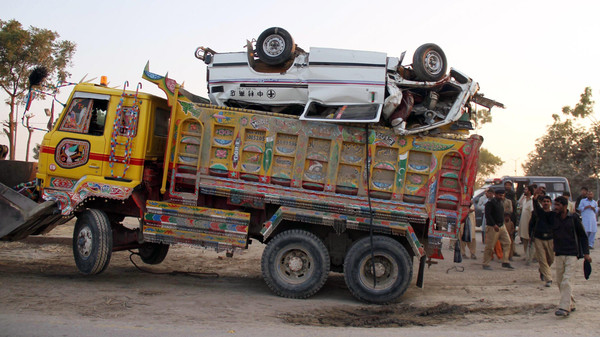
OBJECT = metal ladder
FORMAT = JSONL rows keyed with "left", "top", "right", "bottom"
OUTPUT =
{"left": 108, "top": 82, "right": 141, "bottom": 179}
{"left": 168, "top": 118, "right": 203, "bottom": 202}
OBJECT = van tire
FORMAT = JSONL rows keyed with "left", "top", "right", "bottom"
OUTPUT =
{"left": 256, "top": 27, "right": 295, "bottom": 66}
{"left": 73, "top": 209, "right": 113, "bottom": 275}
{"left": 412, "top": 43, "right": 447, "bottom": 82}
{"left": 343, "top": 235, "right": 412, "bottom": 304}
{"left": 261, "top": 229, "right": 330, "bottom": 298}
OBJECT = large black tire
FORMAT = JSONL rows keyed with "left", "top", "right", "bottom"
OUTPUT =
{"left": 261, "top": 229, "right": 330, "bottom": 299}
{"left": 412, "top": 43, "right": 447, "bottom": 82}
{"left": 256, "top": 27, "right": 295, "bottom": 66}
{"left": 139, "top": 242, "right": 170, "bottom": 265}
{"left": 343, "top": 236, "right": 413, "bottom": 304}
{"left": 72, "top": 209, "right": 113, "bottom": 275}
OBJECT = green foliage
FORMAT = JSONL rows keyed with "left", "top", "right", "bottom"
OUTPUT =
{"left": 32, "top": 143, "right": 40, "bottom": 160}
{"left": 524, "top": 88, "right": 599, "bottom": 195}
{"left": 0, "top": 19, "right": 76, "bottom": 159}
{"left": 471, "top": 105, "right": 492, "bottom": 131}
{"left": 476, "top": 147, "right": 504, "bottom": 187}
{"left": 562, "top": 87, "right": 594, "bottom": 118}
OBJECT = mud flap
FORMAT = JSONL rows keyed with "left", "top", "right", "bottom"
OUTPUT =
{"left": 416, "top": 255, "right": 427, "bottom": 288}
{"left": 0, "top": 183, "right": 61, "bottom": 240}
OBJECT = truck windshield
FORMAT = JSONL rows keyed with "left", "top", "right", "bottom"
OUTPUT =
{"left": 58, "top": 92, "right": 109, "bottom": 136}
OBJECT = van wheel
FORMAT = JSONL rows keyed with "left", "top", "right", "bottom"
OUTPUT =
{"left": 73, "top": 209, "right": 113, "bottom": 275}
{"left": 256, "top": 27, "right": 295, "bottom": 66}
{"left": 412, "top": 43, "right": 447, "bottom": 82}
{"left": 139, "top": 242, "right": 169, "bottom": 265}
{"left": 261, "top": 229, "right": 330, "bottom": 298}
{"left": 343, "top": 236, "right": 412, "bottom": 304}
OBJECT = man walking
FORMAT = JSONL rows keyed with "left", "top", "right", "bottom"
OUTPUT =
{"left": 482, "top": 189, "right": 514, "bottom": 270}
{"left": 552, "top": 196, "right": 591, "bottom": 317}
{"left": 577, "top": 190, "right": 598, "bottom": 249}
{"left": 532, "top": 191, "right": 555, "bottom": 287}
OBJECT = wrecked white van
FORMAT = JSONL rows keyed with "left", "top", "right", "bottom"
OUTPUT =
{"left": 196, "top": 27, "right": 502, "bottom": 134}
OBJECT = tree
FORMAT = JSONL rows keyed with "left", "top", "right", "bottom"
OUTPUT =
{"left": 471, "top": 106, "right": 492, "bottom": 132}
{"left": 32, "top": 143, "right": 40, "bottom": 160}
{"left": 523, "top": 88, "right": 598, "bottom": 195}
{"left": 0, "top": 19, "right": 75, "bottom": 160}
{"left": 470, "top": 104, "right": 504, "bottom": 187}
{"left": 476, "top": 147, "right": 504, "bottom": 188}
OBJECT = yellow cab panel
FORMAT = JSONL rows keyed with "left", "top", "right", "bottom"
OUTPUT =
{"left": 37, "top": 82, "right": 167, "bottom": 192}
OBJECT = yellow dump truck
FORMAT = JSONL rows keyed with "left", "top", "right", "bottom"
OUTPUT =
{"left": 0, "top": 64, "right": 484, "bottom": 304}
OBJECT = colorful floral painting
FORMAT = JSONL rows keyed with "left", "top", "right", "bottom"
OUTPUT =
{"left": 55, "top": 139, "right": 90, "bottom": 168}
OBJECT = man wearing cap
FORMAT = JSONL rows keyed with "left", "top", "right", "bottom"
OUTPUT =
{"left": 482, "top": 189, "right": 514, "bottom": 270}
{"left": 552, "top": 196, "right": 591, "bottom": 317}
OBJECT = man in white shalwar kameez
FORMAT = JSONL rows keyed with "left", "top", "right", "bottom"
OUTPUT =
{"left": 577, "top": 191, "right": 598, "bottom": 249}
{"left": 518, "top": 186, "right": 535, "bottom": 262}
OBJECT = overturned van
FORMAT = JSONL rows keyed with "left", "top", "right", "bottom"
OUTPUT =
{"left": 196, "top": 27, "right": 503, "bottom": 135}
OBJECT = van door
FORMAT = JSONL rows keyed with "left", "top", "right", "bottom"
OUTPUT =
{"left": 46, "top": 92, "right": 110, "bottom": 182}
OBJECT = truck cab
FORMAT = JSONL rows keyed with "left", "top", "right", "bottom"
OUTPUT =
{"left": 37, "top": 82, "right": 170, "bottom": 215}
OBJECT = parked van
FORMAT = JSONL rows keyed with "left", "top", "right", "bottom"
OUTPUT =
{"left": 500, "top": 176, "right": 571, "bottom": 201}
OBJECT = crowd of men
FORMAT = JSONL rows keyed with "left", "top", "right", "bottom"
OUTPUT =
{"left": 464, "top": 181, "right": 594, "bottom": 317}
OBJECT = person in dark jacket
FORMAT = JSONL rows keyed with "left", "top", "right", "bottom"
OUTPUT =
{"left": 532, "top": 192, "right": 555, "bottom": 286}
{"left": 552, "top": 196, "right": 592, "bottom": 317}
{"left": 482, "top": 189, "right": 514, "bottom": 270}
{"left": 575, "top": 187, "right": 589, "bottom": 215}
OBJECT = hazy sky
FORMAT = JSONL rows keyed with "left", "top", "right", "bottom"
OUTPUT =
{"left": 2, "top": 0, "right": 600, "bottom": 178}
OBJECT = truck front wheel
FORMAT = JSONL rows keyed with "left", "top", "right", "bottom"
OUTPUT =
{"left": 72, "top": 209, "right": 113, "bottom": 275}
{"left": 261, "top": 229, "right": 330, "bottom": 299}
{"left": 343, "top": 235, "right": 412, "bottom": 304}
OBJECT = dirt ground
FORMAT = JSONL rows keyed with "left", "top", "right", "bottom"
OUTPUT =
{"left": 1, "top": 219, "right": 599, "bottom": 336}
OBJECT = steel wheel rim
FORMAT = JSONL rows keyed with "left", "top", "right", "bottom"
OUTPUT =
{"left": 275, "top": 244, "right": 314, "bottom": 285}
{"left": 262, "top": 34, "right": 286, "bottom": 57}
{"left": 423, "top": 50, "right": 443, "bottom": 76}
{"left": 77, "top": 226, "right": 93, "bottom": 259}
{"left": 358, "top": 252, "right": 399, "bottom": 290}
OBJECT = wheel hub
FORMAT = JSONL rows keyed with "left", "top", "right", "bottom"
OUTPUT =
{"left": 277, "top": 248, "right": 313, "bottom": 284}
{"left": 263, "top": 34, "right": 285, "bottom": 57}
{"left": 288, "top": 256, "right": 304, "bottom": 272}
{"left": 424, "top": 51, "right": 443, "bottom": 75}
{"left": 77, "top": 226, "right": 93, "bottom": 258}
{"left": 373, "top": 261, "right": 386, "bottom": 278}
{"left": 360, "top": 253, "right": 399, "bottom": 290}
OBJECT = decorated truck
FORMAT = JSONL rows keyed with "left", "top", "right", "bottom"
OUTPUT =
{"left": 0, "top": 30, "right": 497, "bottom": 304}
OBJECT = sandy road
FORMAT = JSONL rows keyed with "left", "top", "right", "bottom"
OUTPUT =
{"left": 1, "top": 221, "right": 599, "bottom": 336}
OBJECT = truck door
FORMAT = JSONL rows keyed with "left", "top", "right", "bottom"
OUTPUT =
{"left": 46, "top": 92, "right": 110, "bottom": 182}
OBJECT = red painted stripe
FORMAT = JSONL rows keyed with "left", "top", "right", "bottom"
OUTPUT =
{"left": 41, "top": 146, "right": 145, "bottom": 166}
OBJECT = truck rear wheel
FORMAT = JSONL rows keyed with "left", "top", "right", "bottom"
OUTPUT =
{"left": 139, "top": 242, "right": 169, "bottom": 265}
{"left": 343, "top": 235, "right": 412, "bottom": 304}
{"left": 72, "top": 209, "right": 113, "bottom": 275}
{"left": 261, "top": 229, "right": 330, "bottom": 299}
